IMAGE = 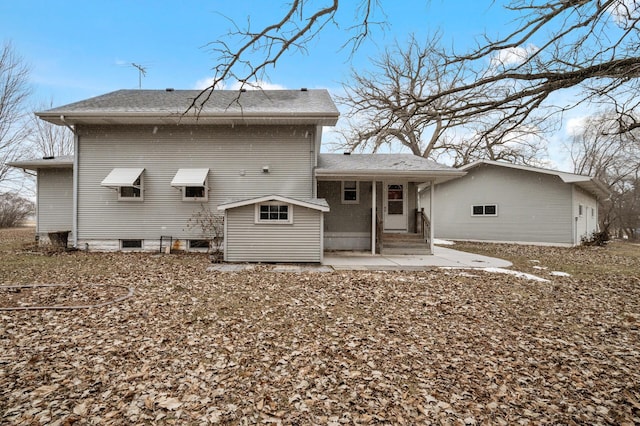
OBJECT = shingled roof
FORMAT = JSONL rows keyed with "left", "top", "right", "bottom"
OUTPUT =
{"left": 37, "top": 89, "right": 340, "bottom": 126}
{"left": 316, "top": 154, "right": 465, "bottom": 183}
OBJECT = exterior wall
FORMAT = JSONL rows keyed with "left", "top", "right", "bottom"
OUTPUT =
{"left": 36, "top": 168, "right": 73, "bottom": 241}
{"left": 224, "top": 204, "right": 323, "bottom": 262}
{"left": 430, "top": 165, "right": 575, "bottom": 244}
{"left": 318, "top": 180, "right": 420, "bottom": 250}
{"left": 573, "top": 186, "right": 599, "bottom": 243}
{"left": 75, "top": 124, "right": 316, "bottom": 249}
{"left": 318, "top": 180, "right": 381, "bottom": 250}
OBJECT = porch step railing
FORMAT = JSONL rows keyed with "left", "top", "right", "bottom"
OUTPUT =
{"left": 416, "top": 208, "right": 431, "bottom": 247}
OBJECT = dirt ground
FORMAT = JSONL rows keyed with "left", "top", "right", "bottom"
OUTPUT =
{"left": 1, "top": 227, "right": 639, "bottom": 425}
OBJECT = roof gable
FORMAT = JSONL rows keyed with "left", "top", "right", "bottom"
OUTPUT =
{"left": 218, "top": 195, "right": 330, "bottom": 212}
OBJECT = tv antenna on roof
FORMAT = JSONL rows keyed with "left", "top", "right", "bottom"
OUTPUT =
{"left": 131, "top": 63, "right": 147, "bottom": 89}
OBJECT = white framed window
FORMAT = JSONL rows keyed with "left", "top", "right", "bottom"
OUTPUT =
{"left": 471, "top": 204, "right": 498, "bottom": 216}
{"left": 341, "top": 180, "right": 359, "bottom": 204}
{"left": 101, "top": 168, "right": 145, "bottom": 202}
{"left": 171, "top": 168, "right": 209, "bottom": 202}
{"left": 183, "top": 185, "right": 208, "bottom": 201}
{"left": 255, "top": 202, "right": 293, "bottom": 224}
{"left": 578, "top": 204, "right": 584, "bottom": 216}
{"left": 118, "top": 176, "right": 143, "bottom": 201}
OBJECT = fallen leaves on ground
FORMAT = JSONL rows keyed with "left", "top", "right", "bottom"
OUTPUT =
{"left": 1, "top": 228, "right": 639, "bottom": 425}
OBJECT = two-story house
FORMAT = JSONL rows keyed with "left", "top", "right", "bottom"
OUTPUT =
{"left": 11, "top": 89, "right": 464, "bottom": 262}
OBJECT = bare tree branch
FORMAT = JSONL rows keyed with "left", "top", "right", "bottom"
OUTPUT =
{"left": 28, "top": 99, "right": 74, "bottom": 158}
{"left": 0, "top": 41, "right": 31, "bottom": 192}
{"left": 189, "top": 0, "right": 380, "bottom": 112}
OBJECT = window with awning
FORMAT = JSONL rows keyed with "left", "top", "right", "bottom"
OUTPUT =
{"left": 171, "top": 168, "right": 209, "bottom": 201}
{"left": 101, "top": 168, "right": 144, "bottom": 200}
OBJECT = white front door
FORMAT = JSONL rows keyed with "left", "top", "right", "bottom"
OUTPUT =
{"left": 383, "top": 182, "right": 407, "bottom": 231}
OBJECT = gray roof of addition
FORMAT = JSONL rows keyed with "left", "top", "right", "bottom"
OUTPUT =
{"left": 316, "top": 154, "right": 465, "bottom": 183}
{"left": 7, "top": 155, "right": 74, "bottom": 171}
{"left": 461, "top": 160, "right": 611, "bottom": 199}
{"left": 37, "top": 89, "right": 340, "bottom": 126}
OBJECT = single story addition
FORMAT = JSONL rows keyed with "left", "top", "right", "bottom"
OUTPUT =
{"left": 424, "top": 160, "right": 610, "bottom": 246}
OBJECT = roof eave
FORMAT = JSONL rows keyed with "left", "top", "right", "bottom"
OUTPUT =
{"left": 315, "top": 169, "right": 466, "bottom": 183}
{"left": 7, "top": 159, "right": 74, "bottom": 171}
{"left": 36, "top": 111, "right": 339, "bottom": 126}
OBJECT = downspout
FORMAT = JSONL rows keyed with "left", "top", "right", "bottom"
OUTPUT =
{"left": 61, "top": 115, "right": 79, "bottom": 248}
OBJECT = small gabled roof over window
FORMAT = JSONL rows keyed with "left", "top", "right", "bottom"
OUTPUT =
{"left": 170, "top": 168, "right": 209, "bottom": 187}
{"left": 218, "top": 195, "right": 330, "bottom": 212}
{"left": 101, "top": 168, "right": 144, "bottom": 187}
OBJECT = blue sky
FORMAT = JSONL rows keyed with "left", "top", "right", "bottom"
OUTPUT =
{"left": 1, "top": 1, "right": 512, "bottom": 103}
{"left": 1, "top": 0, "right": 579, "bottom": 168}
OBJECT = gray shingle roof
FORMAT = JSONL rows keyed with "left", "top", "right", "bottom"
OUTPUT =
{"left": 461, "top": 159, "right": 610, "bottom": 199}
{"left": 316, "top": 154, "right": 465, "bottom": 184}
{"left": 7, "top": 155, "right": 74, "bottom": 170}
{"left": 318, "top": 153, "right": 458, "bottom": 172}
{"left": 37, "top": 89, "right": 340, "bottom": 126}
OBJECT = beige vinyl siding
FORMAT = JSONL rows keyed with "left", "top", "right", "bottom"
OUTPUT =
{"left": 318, "top": 181, "right": 376, "bottom": 233}
{"left": 37, "top": 168, "right": 73, "bottom": 236}
{"left": 76, "top": 124, "right": 315, "bottom": 241}
{"left": 433, "top": 165, "right": 574, "bottom": 244}
{"left": 224, "top": 204, "right": 322, "bottom": 262}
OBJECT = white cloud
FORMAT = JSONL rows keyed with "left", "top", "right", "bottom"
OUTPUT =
{"left": 565, "top": 116, "right": 588, "bottom": 137}
{"left": 192, "top": 78, "right": 286, "bottom": 90}
{"left": 609, "top": 0, "right": 640, "bottom": 25}
{"left": 490, "top": 45, "right": 538, "bottom": 69}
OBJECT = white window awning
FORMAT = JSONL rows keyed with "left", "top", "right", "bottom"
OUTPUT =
{"left": 101, "top": 168, "right": 144, "bottom": 187}
{"left": 171, "top": 168, "right": 209, "bottom": 187}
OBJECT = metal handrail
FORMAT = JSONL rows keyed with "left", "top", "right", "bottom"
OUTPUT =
{"left": 417, "top": 208, "right": 430, "bottom": 245}
{"left": 376, "top": 213, "right": 383, "bottom": 254}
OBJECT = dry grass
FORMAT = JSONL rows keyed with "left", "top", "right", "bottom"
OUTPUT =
{"left": 1, "top": 228, "right": 639, "bottom": 425}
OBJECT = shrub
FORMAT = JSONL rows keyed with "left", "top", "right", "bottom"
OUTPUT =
{"left": 581, "top": 230, "right": 609, "bottom": 247}
{"left": 0, "top": 192, "right": 34, "bottom": 228}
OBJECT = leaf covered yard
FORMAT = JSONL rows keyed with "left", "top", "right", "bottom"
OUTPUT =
{"left": 1, "top": 228, "right": 639, "bottom": 425}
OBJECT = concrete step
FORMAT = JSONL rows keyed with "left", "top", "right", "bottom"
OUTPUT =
{"left": 380, "top": 232, "right": 430, "bottom": 255}
{"left": 381, "top": 246, "right": 431, "bottom": 255}
{"left": 382, "top": 240, "right": 429, "bottom": 249}
{"left": 382, "top": 233, "right": 424, "bottom": 241}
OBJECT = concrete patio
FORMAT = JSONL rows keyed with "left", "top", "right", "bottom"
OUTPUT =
{"left": 208, "top": 245, "right": 512, "bottom": 272}
{"left": 322, "top": 245, "right": 512, "bottom": 270}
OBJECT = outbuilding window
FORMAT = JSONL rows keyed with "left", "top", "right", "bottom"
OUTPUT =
{"left": 255, "top": 202, "right": 293, "bottom": 224}
{"left": 471, "top": 204, "right": 498, "bottom": 216}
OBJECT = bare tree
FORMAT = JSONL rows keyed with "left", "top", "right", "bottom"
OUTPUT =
{"left": 568, "top": 112, "right": 640, "bottom": 238}
{"left": 338, "top": 35, "right": 467, "bottom": 158}
{"left": 418, "top": 0, "right": 640, "bottom": 144}
{"left": 28, "top": 100, "right": 74, "bottom": 158}
{"left": 338, "top": 34, "right": 548, "bottom": 165}
{"left": 0, "top": 41, "right": 31, "bottom": 191}
{"left": 197, "top": 0, "right": 640, "bottom": 144}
